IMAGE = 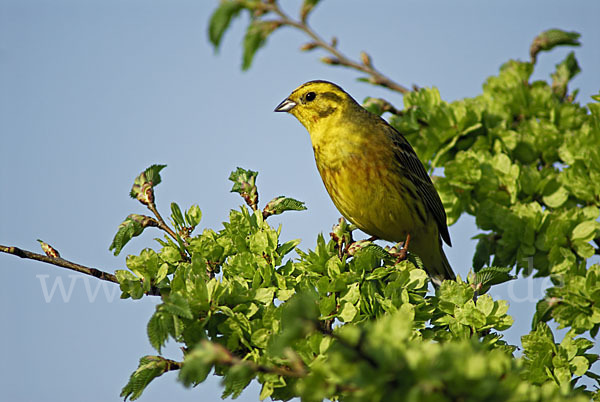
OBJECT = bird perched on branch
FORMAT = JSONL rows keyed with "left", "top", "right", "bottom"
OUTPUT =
{"left": 274, "top": 80, "right": 455, "bottom": 286}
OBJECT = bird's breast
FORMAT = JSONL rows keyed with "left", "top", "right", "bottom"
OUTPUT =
{"left": 313, "top": 143, "right": 423, "bottom": 242}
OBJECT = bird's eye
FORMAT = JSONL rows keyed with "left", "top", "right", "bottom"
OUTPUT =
{"left": 305, "top": 92, "right": 316, "bottom": 102}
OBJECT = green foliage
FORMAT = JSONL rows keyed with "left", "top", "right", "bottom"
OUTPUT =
{"left": 534, "top": 264, "right": 600, "bottom": 336}
{"left": 113, "top": 161, "right": 596, "bottom": 400}
{"left": 521, "top": 323, "right": 596, "bottom": 391}
{"left": 390, "top": 47, "right": 600, "bottom": 285}
{"left": 110, "top": 7, "right": 600, "bottom": 401}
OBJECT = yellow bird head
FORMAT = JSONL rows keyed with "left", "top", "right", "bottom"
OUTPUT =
{"left": 274, "top": 80, "right": 356, "bottom": 132}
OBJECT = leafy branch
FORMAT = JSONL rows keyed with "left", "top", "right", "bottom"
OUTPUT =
{"left": 123, "top": 164, "right": 191, "bottom": 255}
{"left": 209, "top": 0, "right": 410, "bottom": 93}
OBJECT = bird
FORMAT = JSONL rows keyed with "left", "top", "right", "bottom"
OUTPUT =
{"left": 274, "top": 80, "right": 455, "bottom": 286}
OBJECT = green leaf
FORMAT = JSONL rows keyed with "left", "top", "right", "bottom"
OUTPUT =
{"left": 229, "top": 167, "right": 258, "bottom": 208}
{"left": 300, "top": 0, "right": 322, "bottom": 21}
{"left": 109, "top": 214, "right": 157, "bottom": 256}
{"left": 351, "top": 242, "right": 393, "bottom": 265}
{"left": 147, "top": 311, "right": 170, "bottom": 353}
{"left": 570, "top": 356, "right": 589, "bottom": 376}
{"left": 121, "top": 356, "right": 171, "bottom": 401}
{"left": 532, "top": 298, "right": 554, "bottom": 329}
{"left": 185, "top": 205, "right": 202, "bottom": 227}
{"left": 338, "top": 301, "right": 358, "bottom": 322}
{"left": 242, "top": 20, "right": 280, "bottom": 70}
{"left": 530, "top": 29, "right": 581, "bottom": 63}
{"left": 254, "top": 287, "right": 275, "bottom": 304}
{"left": 129, "top": 164, "right": 166, "bottom": 205}
{"left": 319, "top": 294, "right": 336, "bottom": 316}
{"left": 276, "top": 239, "right": 301, "bottom": 257}
{"left": 170, "top": 202, "right": 185, "bottom": 228}
{"left": 475, "top": 294, "right": 494, "bottom": 316}
{"left": 340, "top": 283, "right": 360, "bottom": 304}
{"left": 471, "top": 266, "right": 516, "bottom": 294}
{"left": 208, "top": 0, "right": 243, "bottom": 50}
{"left": 115, "top": 269, "right": 144, "bottom": 299}
{"left": 472, "top": 235, "right": 493, "bottom": 272}
{"left": 221, "top": 364, "right": 255, "bottom": 399}
{"left": 571, "top": 220, "right": 598, "bottom": 242}
{"left": 276, "top": 288, "right": 294, "bottom": 302}
{"left": 164, "top": 292, "right": 193, "bottom": 319}
{"left": 551, "top": 52, "right": 581, "bottom": 98}
{"left": 543, "top": 186, "right": 569, "bottom": 208}
{"left": 572, "top": 240, "right": 595, "bottom": 259}
{"left": 455, "top": 300, "right": 487, "bottom": 329}
{"left": 262, "top": 196, "right": 307, "bottom": 218}
{"left": 160, "top": 246, "right": 181, "bottom": 264}
{"left": 179, "top": 342, "right": 226, "bottom": 387}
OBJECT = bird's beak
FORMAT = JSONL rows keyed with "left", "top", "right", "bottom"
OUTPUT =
{"left": 274, "top": 98, "right": 297, "bottom": 112}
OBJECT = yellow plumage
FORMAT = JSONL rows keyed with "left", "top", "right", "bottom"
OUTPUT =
{"left": 275, "top": 80, "right": 455, "bottom": 286}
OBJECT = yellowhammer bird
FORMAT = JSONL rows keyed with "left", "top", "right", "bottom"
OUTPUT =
{"left": 274, "top": 80, "right": 455, "bottom": 286}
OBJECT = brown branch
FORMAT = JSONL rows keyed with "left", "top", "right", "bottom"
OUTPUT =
{"left": 1, "top": 244, "right": 118, "bottom": 283}
{"left": 211, "top": 342, "right": 306, "bottom": 378}
{"left": 158, "top": 356, "right": 182, "bottom": 372}
{"left": 0, "top": 244, "right": 161, "bottom": 296}
{"left": 146, "top": 202, "right": 180, "bottom": 243}
{"left": 259, "top": 2, "right": 410, "bottom": 94}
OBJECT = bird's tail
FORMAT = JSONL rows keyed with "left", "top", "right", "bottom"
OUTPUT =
{"left": 428, "top": 242, "right": 455, "bottom": 288}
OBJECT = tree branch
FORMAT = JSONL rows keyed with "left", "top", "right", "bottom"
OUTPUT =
{"left": 259, "top": 2, "right": 410, "bottom": 94}
{"left": 146, "top": 201, "right": 191, "bottom": 263}
{"left": 0, "top": 244, "right": 160, "bottom": 296}
{"left": 157, "top": 356, "right": 182, "bottom": 372}
{"left": 147, "top": 202, "right": 180, "bottom": 244}
{"left": 212, "top": 342, "right": 306, "bottom": 378}
{"left": 1, "top": 244, "right": 118, "bottom": 283}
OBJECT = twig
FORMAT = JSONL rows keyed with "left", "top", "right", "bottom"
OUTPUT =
{"left": 157, "top": 356, "right": 182, "bottom": 372}
{"left": 146, "top": 201, "right": 191, "bottom": 262}
{"left": 213, "top": 342, "right": 306, "bottom": 378}
{"left": 202, "top": 341, "right": 361, "bottom": 394}
{"left": 1, "top": 244, "right": 118, "bottom": 283}
{"left": 0, "top": 244, "right": 160, "bottom": 296}
{"left": 258, "top": 2, "right": 410, "bottom": 94}
{"left": 147, "top": 202, "right": 180, "bottom": 243}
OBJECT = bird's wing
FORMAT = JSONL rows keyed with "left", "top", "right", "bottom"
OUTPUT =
{"left": 386, "top": 123, "right": 452, "bottom": 246}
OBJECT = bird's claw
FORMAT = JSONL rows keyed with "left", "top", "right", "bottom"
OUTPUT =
{"left": 389, "top": 233, "right": 411, "bottom": 263}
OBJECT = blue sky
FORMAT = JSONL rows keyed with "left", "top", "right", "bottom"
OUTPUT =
{"left": 1, "top": 1, "right": 599, "bottom": 401}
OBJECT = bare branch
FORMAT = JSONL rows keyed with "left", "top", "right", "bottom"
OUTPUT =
{"left": 0, "top": 244, "right": 161, "bottom": 296}
{"left": 1, "top": 244, "right": 118, "bottom": 283}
